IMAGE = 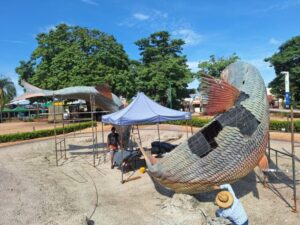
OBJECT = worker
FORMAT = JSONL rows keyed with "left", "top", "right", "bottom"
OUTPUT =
{"left": 107, "top": 126, "right": 121, "bottom": 169}
{"left": 214, "top": 184, "right": 248, "bottom": 225}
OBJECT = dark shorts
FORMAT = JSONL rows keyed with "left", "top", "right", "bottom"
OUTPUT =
{"left": 232, "top": 220, "right": 248, "bottom": 225}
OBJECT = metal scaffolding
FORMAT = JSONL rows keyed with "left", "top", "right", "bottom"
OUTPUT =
{"left": 266, "top": 108, "right": 298, "bottom": 212}
{"left": 52, "top": 94, "right": 107, "bottom": 167}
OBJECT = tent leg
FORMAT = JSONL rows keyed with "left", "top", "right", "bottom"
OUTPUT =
{"left": 101, "top": 122, "right": 105, "bottom": 162}
{"left": 121, "top": 130, "right": 124, "bottom": 184}
{"left": 186, "top": 120, "right": 189, "bottom": 138}
{"left": 157, "top": 123, "right": 161, "bottom": 150}
{"left": 136, "top": 125, "right": 142, "bottom": 146}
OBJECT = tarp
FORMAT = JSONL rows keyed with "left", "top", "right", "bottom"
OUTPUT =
{"left": 12, "top": 106, "right": 35, "bottom": 113}
{"left": 1, "top": 107, "right": 14, "bottom": 113}
{"left": 102, "top": 92, "right": 191, "bottom": 125}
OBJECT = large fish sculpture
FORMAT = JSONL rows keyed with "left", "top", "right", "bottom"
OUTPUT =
{"left": 141, "top": 61, "right": 269, "bottom": 194}
{"left": 15, "top": 81, "right": 130, "bottom": 144}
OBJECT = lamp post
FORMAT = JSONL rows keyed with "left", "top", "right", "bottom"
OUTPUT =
{"left": 168, "top": 73, "right": 174, "bottom": 109}
{"left": 281, "top": 71, "right": 290, "bottom": 109}
{"left": 168, "top": 81, "right": 172, "bottom": 109}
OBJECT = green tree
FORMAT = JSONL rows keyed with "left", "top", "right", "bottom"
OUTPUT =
{"left": 0, "top": 75, "right": 16, "bottom": 122}
{"left": 197, "top": 54, "right": 240, "bottom": 78}
{"left": 135, "top": 31, "right": 192, "bottom": 108}
{"left": 265, "top": 36, "right": 300, "bottom": 102}
{"left": 16, "top": 24, "right": 130, "bottom": 97}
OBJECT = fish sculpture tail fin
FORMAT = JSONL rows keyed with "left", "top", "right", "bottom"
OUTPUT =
{"left": 258, "top": 154, "right": 269, "bottom": 172}
{"left": 14, "top": 80, "right": 45, "bottom": 101}
{"left": 95, "top": 84, "right": 113, "bottom": 100}
{"left": 201, "top": 75, "right": 240, "bottom": 115}
{"left": 21, "top": 80, "right": 43, "bottom": 93}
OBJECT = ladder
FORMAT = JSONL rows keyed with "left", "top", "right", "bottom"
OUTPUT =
{"left": 130, "top": 125, "right": 142, "bottom": 148}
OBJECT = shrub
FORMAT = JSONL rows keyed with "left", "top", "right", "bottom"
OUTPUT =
{"left": 167, "top": 117, "right": 300, "bottom": 132}
{"left": 0, "top": 121, "right": 95, "bottom": 143}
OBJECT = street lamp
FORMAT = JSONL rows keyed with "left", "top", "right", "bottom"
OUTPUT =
{"left": 281, "top": 71, "right": 290, "bottom": 109}
{"left": 168, "top": 73, "right": 174, "bottom": 109}
{"left": 168, "top": 81, "right": 172, "bottom": 109}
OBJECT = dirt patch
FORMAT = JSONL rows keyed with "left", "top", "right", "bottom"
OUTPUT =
{"left": 0, "top": 128, "right": 299, "bottom": 225}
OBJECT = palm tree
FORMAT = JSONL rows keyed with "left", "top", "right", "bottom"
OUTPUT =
{"left": 0, "top": 75, "right": 16, "bottom": 122}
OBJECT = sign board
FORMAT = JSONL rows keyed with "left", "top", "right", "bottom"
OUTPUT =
{"left": 285, "top": 92, "right": 290, "bottom": 108}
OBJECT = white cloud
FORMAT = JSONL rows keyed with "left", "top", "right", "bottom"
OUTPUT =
{"left": 172, "top": 29, "right": 203, "bottom": 46}
{"left": 247, "top": 59, "right": 272, "bottom": 72}
{"left": 251, "top": 0, "right": 300, "bottom": 13}
{"left": 0, "top": 40, "right": 25, "bottom": 44}
{"left": 269, "top": 37, "right": 280, "bottom": 45}
{"left": 40, "top": 24, "right": 56, "bottom": 33}
{"left": 133, "top": 13, "right": 150, "bottom": 21}
{"left": 246, "top": 58, "right": 275, "bottom": 84}
{"left": 81, "top": 0, "right": 98, "bottom": 6}
{"left": 119, "top": 10, "right": 168, "bottom": 28}
{"left": 153, "top": 10, "right": 168, "bottom": 19}
{"left": 37, "top": 22, "right": 72, "bottom": 36}
{"left": 187, "top": 61, "right": 199, "bottom": 72}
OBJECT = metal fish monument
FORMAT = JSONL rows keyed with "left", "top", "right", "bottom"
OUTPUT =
{"left": 16, "top": 81, "right": 123, "bottom": 112}
{"left": 141, "top": 61, "right": 269, "bottom": 194}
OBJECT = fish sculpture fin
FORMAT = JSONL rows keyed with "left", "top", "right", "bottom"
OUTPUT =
{"left": 95, "top": 84, "right": 113, "bottom": 100}
{"left": 258, "top": 154, "right": 269, "bottom": 172}
{"left": 201, "top": 75, "right": 240, "bottom": 115}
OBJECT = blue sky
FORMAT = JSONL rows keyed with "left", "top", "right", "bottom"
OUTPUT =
{"left": 0, "top": 0, "right": 300, "bottom": 95}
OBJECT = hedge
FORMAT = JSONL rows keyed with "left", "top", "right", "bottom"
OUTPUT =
{"left": 1, "top": 118, "right": 299, "bottom": 144}
{"left": 0, "top": 121, "right": 96, "bottom": 143}
{"left": 166, "top": 117, "right": 211, "bottom": 127}
{"left": 167, "top": 117, "right": 300, "bottom": 132}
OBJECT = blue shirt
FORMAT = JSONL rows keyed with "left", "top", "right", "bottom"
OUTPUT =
{"left": 216, "top": 184, "right": 248, "bottom": 225}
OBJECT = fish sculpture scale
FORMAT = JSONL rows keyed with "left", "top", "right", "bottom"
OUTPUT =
{"left": 144, "top": 61, "right": 269, "bottom": 194}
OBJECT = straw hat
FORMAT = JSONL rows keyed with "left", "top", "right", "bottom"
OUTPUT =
{"left": 215, "top": 191, "right": 234, "bottom": 208}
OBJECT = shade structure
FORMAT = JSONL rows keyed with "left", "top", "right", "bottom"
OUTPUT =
{"left": 102, "top": 92, "right": 191, "bottom": 125}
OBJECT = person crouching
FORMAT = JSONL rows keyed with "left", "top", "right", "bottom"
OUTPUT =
{"left": 215, "top": 184, "right": 248, "bottom": 225}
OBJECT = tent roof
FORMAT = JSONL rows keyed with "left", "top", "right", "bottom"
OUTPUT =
{"left": 12, "top": 106, "right": 35, "bottom": 112}
{"left": 1, "top": 107, "right": 14, "bottom": 113}
{"left": 102, "top": 92, "right": 191, "bottom": 125}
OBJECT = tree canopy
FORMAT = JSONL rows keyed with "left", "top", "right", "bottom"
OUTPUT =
{"left": 0, "top": 75, "right": 16, "bottom": 121}
{"left": 0, "top": 75, "right": 16, "bottom": 107}
{"left": 15, "top": 26, "right": 193, "bottom": 107}
{"left": 197, "top": 54, "right": 240, "bottom": 78}
{"left": 134, "top": 31, "right": 192, "bottom": 108}
{"left": 16, "top": 24, "right": 130, "bottom": 96}
{"left": 265, "top": 36, "right": 300, "bottom": 102}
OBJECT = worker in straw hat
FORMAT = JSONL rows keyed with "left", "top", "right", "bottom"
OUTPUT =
{"left": 214, "top": 184, "right": 248, "bottom": 225}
